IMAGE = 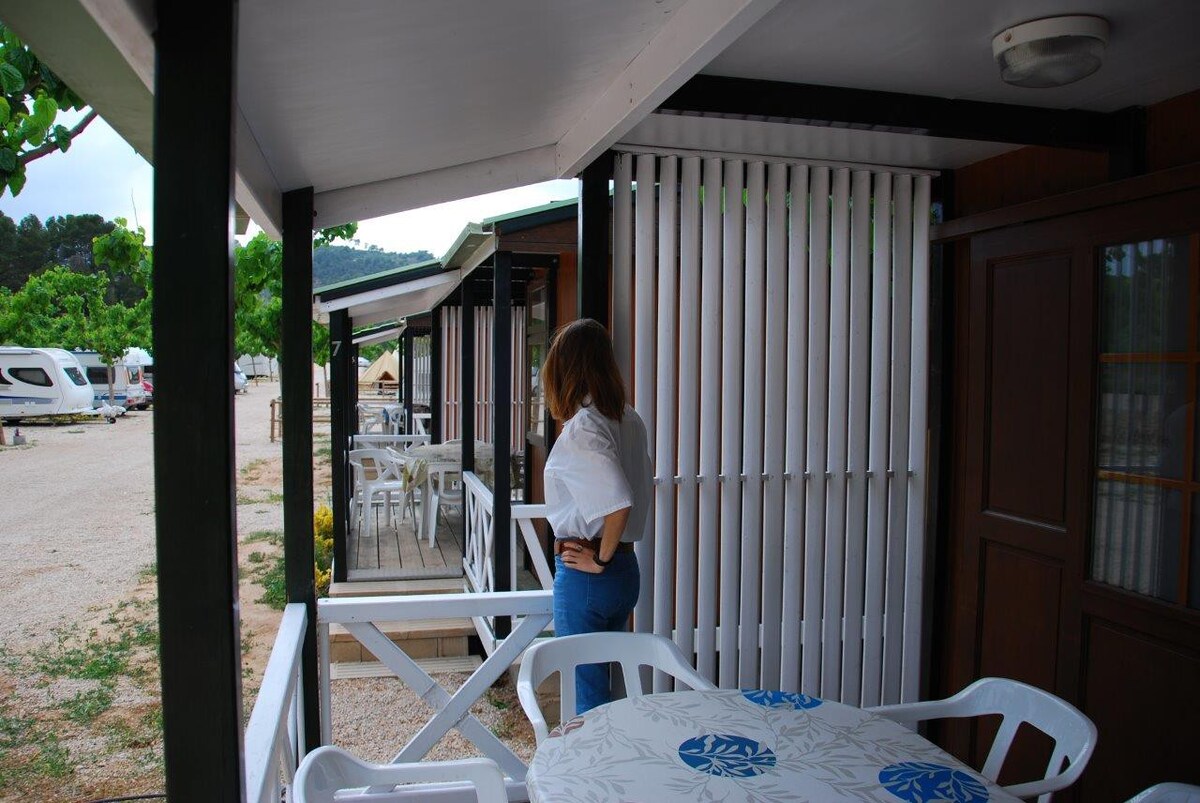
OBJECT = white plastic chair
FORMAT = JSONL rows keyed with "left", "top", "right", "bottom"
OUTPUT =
{"left": 385, "top": 447, "right": 422, "bottom": 526}
{"left": 1127, "top": 784, "right": 1200, "bottom": 802}
{"left": 356, "top": 402, "right": 386, "bottom": 434}
{"left": 517, "top": 632, "right": 716, "bottom": 744}
{"left": 347, "top": 448, "right": 405, "bottom": 536}
{"left": 293, "top": 745, "right": 507, "bottom": 803}
{"left": 868, "top": 677, "right": 1097, "bottom": 803}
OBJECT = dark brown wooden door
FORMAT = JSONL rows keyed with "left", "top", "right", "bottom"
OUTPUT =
{"left": 940, "top": 187, "right": 1200, "bottom": 802}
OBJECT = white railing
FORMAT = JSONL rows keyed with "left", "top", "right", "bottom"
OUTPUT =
{"left": 244, "top": 603, "right": 308, "bottom": 803}
{"left": 462, "top": 471, "right": 495, "bottom": 596}
{"left": 463, "top": 473, "right": 555, "bottom": 653}
{"left": 510, "top": 503, "right": 553, "bottom": 592}
{"left": 317, "top": 591, "right": 554, "bottom": 800}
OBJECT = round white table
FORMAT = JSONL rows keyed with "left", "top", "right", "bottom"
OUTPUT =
{"left": 526, "top": 689, "right": 1021, "bottom": 803}
{"left": 400, "top": 440, "right": 494, "bottom": 544}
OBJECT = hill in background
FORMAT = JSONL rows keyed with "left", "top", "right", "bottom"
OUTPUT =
{"left": 313, "top": 244, "right": 433, "bottom": 287}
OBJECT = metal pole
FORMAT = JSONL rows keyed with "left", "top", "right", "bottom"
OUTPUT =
{"left": 461, "top": 284, "right": 476, "bottom": 475}
{"left": 430, "top": 305, "right": 443, "bottom": 441}
{"left": 281, "top": 186, "right": 319, "bottom": 750}
{"left": 493, "top": 252, "right": 513, "bottom": 638}
{"left": 403, "top": 327, "right": 415, "bottom": 435}
{"left": 151, "top": 1, "right": 243, "bottom": 798}
{"left": 330, "top": 310, "right": 351, "bottom": 583}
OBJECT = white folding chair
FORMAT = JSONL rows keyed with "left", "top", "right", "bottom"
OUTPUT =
{"left": 293, "top": 745, "right": 507, "bottom": 803}
{"left": 868, "top": 677, "right": 1097, "bottom": 803}
{"left": 1127, "top": 784, "right": 1200, "bottom": 802}
{"left": 517, "top": 631, "right": 715, "bottom": 744}
{"left": 347, "top": 448, "right": 404, "bottom": 536}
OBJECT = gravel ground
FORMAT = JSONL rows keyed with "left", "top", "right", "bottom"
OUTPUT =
{"left": 1, "top": 380, "right": 283, "bottom": 645}
{"left": 0, "top": 376, "right": 535, "bottom": 800}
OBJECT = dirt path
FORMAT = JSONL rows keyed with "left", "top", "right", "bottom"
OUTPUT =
{"left": 0, "top": 379, "right": 302, "bottom": 800}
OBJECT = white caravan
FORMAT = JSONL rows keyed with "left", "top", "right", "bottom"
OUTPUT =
{"left": 73, "top": 351, "right": 148, "bottom": 410}
{"left": 0, "top": 347, "right": 118, "bottom": 420}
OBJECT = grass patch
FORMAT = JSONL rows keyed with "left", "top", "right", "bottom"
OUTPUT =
{"left": 61, "top": 686, "right": 114, "bottom": 725}
{"left": 247, "top": 550, "right": 266, "bottom": 564}
{"left": 0, "top": 702, "right": 73, "bottom": 787}
{"left": 240, "top": 458, "right": 269, "bottom": 477}
{"left": 33, "top": 630, "right": 130, "bottom": 682}
{"left": 244, "top": 530, "right": 282, "bottom": 546}
{"left": 264, "top": 491, "right": 285, "bottom": 504}
{"left": 137, "top": 562, "right": 157, "bottom": 582}
{"left": 252, "top": 556, "right": 287, "bottom": 611}
{"left": 314, "top": 445, "right": 332, "bottom": 459}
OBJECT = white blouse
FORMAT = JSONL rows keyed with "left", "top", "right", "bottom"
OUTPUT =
{"left": 543, "top": 404, "right": 653, "bottom": 542}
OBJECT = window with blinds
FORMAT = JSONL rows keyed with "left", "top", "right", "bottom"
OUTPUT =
{"left": 1092, "top": 235, "right": 1199, "bottom": 609}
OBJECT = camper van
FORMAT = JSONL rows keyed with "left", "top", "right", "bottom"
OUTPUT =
{"left": 73, "top": 351, "right": 149, "bottom": 410}
{"left": 0, "top": 347, "right": 100, "bottom": 420}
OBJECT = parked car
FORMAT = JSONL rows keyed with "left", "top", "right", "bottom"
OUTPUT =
{"left": 141, "top": 378, "right": 154, "bottom": 407}
{"left": 233, "top": 362, "right": 248, "bottom": 393}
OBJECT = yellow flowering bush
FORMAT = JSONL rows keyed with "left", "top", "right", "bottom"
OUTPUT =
{"left": 313, "top": 504, "right": 334, "bottom": 597}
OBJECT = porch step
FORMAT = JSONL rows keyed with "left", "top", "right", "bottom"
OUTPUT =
{"left": 327, "top": 618, "right": 475, "bottom": 664}
{"left": 329, "top": 578, "right": 466, "bottom": 598}
{"left": 330, "top": 656, "right": 482, "bottom": 680}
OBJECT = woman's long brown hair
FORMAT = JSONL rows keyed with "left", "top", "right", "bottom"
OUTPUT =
{"left": 542, "top": 318, "right": 626, "bottom": 422}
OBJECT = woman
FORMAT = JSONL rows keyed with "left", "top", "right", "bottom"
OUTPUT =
{"left": 542, "top": 318, "right": 652, "bottom": 714}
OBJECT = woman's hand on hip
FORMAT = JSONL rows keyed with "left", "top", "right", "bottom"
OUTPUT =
{"left": 559, "top": 541, "right": 604, "bottom": 573}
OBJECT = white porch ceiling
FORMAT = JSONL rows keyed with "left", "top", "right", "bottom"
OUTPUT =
{"left": 3, "top": 0, "right": 1196, "bottom": 235}
{"left": 710, "top": 0, "right": 1200, "bottom": 112}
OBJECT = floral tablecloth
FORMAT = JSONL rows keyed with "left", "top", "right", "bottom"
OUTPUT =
{"left": 526, "top": 688, "right": 1020, "bottom": 803}
{"left": 399, "top": 439, "right": 494, "bottom": 488}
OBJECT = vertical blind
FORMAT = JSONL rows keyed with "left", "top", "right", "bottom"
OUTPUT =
{"left": 439, "top": 305, "right": 527, "bottom": 448}
{"left": 612, "top": 149, "right": 932, "bottom": 706}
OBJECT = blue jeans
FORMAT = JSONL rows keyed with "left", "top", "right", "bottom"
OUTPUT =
{"left": 552, "top": 551, "right": 640, "bottom": 715}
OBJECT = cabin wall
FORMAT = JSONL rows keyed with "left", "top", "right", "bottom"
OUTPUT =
{"left": 953, "top": 89, "right": 1200, "bottom": 216}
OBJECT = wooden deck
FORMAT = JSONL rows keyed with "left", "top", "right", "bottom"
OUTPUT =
{"left": 347, "top": 501, "right": 465, "bottom": 580}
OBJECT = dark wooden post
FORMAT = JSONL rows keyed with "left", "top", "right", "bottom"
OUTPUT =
{"left": 281, "top": 186, "right": 319, "bottom": 749}
{"left": 461, "top": 286, "right": 476, "bottom": 462}
{"left": 330, "top": 309, "right": 351, "bottom": 582}
{"left": 578, "top": 152, "right": 612, "bottom": 325}
{"left": 403, "top": 327, "right": 415, "bottom": 435}
{"left": 152, "top": 1, "right": 243, "bottom": 798}
{"left": 493, "top": 252, "right": 513, "bottom": 636}
{"left": 431, "top": 306, "right": 443, "bottom": 441}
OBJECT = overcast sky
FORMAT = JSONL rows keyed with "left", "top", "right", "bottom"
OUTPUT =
{"left": 0, "top": 111, "right": 579, "bottom": 256}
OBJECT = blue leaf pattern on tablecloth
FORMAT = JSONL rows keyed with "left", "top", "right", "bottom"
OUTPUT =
{"left": 678, "top": 734, "right": 777, "bottom": 778}
{"left": 742, "top": 689, "right": 823, "bottom": 710}
{"left": 879, "top": 761, "right": 990, "bottom": 802}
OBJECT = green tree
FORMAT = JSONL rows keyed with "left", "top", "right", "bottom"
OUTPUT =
{"left": 46, "top": 213, "right": 115, "bottom": 272}
{"left": 0, "top": 22, "right": 95, "bottom": 197}
{"left": 234, "top": 224, "right": 358, "bottom": 365}
{"left": 0, "top": 218, "right": 152, "bottom": 400}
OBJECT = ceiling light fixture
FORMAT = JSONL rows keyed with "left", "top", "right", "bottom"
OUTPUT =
{"left": 992, "top": 15, "right": 1109, "bottom": 88}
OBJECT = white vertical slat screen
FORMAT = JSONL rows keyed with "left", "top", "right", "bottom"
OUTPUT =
{"left": 611, "top": 147, "right": 933, "bottom": 705}
{"left": 675, "top": 156, "right": 701, "bottom": 683}
{"left": 653, "top": 156, "right": 679, "bottom": 692}
{"left": 438, "top": 305, "right": 526, "bottom": 449}
{"left": 695, "top": 156, "right": 723, "bottom": 682}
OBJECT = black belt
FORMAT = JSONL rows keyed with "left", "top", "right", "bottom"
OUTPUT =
{"left": 554, "top": 538, "right": 635, "bottom": 556}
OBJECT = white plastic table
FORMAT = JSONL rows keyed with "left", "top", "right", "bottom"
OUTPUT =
{"left": 526, "top": 688, "right": 1022, "bottom": 803}
{"left": 401, "top": 440, "right": 494, "bottom": 544}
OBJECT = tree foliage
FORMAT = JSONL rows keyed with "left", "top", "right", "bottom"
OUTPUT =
{"left": 0, "top": 210, "right": 117, "bottom": 290}
{"left": 0, "top": 219, "right": 151, "bottom": 362}
{"left": 0, "top": 22, "right": 96, "bottom": 197}
{"left": 234, "top": 224, "right": 358, "bottom": 365}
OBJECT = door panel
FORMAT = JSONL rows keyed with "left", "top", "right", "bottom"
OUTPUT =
{"left": 984, "top": 253, "right": 1072, "bottom": 529}
{"left": 1081, "top": 617, "right": 1200, "bottom": 801}
{"left": 941, "top": 187, "right": 1200, "bottom": 801}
